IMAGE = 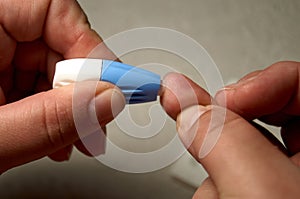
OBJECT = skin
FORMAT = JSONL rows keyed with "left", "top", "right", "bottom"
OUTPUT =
{"left": 1, "top": 1, "right": 299, "bottom": 198}
{"left": 160, "top": 62, "right": 300, "bottom": 198}
{"left": 0, "top": 0, "right": 125, "bottom": 173}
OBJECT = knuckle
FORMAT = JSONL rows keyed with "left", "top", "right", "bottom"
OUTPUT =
{"left": 41, "top": 93, "right": 74, "bottom": 148}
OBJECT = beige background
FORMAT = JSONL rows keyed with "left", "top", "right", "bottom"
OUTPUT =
{"left": 1, "top": 0, "right": 300, "bottom": 198}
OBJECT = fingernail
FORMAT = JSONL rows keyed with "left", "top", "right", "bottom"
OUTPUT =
{"left": 89, "top": 88, "right": 126, "bottom": 125}
{"left": 162, "top": 73, "right": 200, "bottom": 110}
{"left": 237, "top": 71, "right": 261, "bottom": 84}
{"left": 177, "top": 105, "right": 209, "bottom": 148}
{"left": 214, "top": 87, "right": 232, "bottom": 107}
{"left": 225, "top": 70, "right": 261, "bottom": 89}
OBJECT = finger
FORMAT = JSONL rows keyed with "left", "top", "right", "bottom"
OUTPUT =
{"left": 1, "top": 0, "right": 116, "bottom": 59}
{"left": 48, "top": 144, "right": 73, "bottom": 162}
{"left": 10, "top": 40, "right": 57, "bottom": 101}
{"left": 0, "top": 81, "right": 125, "bottom": 173}
{"left": 12, "top": 39, "right": 62, "bottom": 93}
{"left": 73, "top": 82, "right": 127, "bottom": 156}
{"left": 160, "top": 73, "right": 285, "bottom": 154}
{"left": 74, "top": 128, "right": 106, "bottom": 157}
{"left": 193, "top": 177, "right": 218, "bottom": 199}
{"left": 43, "top": 0, "right": 116, "bottom": 59}
{"left": 0, "top": 0, "right": 50, "bottom": 41}
{"left": 177, "top": 105, "right": 300, "bottom": 197}
{"left": 160, "top": 73, "right": 211, "bottom": 120}
{"left": 50, "top": 121, "right": 107, "bottom": 161}
{"left": 215, "top": 61, "right": 300, "bottom": 123}
{"left": 50, "top": 83, "right": 121, "bottom": 159}
{"left": 0, "top": 25, "right": 16, "bottom": 71}
{"left": 13, "top": 39, "right": 49, "bottom": 73}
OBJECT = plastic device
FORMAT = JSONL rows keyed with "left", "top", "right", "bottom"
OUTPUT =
{"left": 53, "top": 58, "right": 161, "bottom": 104}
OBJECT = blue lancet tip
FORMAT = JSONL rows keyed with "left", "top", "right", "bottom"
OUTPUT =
{"left": 101, "top": 60, "right": 161, "bottom": 104}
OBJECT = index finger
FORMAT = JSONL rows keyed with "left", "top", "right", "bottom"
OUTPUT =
{"left": 215, "top": 61, "right": 300, "bottom": 124}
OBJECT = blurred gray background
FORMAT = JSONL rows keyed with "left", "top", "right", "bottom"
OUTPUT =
{"left": 1, "top": 0, "right": 300, "bottom": 198}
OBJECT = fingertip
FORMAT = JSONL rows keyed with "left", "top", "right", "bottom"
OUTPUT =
{"left": 93, "top": 85, "right": 126, "bottom": 126}
{"left": 214, "top": 87, "right": 231, "bottom": 107}
{"left": 73, "top": 81, "right": 125, "bottom": 139}
{"left": 160, "top": 72, "right": 211, "bottom": 120}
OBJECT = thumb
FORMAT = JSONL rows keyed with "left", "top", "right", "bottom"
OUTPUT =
{"left": 177, "top": 105, "right": 300, "bottom": 198}
{"left": 0, "top": 81, "right": 125, "bottom": 173}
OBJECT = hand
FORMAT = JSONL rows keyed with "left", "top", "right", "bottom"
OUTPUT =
{"left": 0, "top": 0, "right": 125, "bottom": 173}
{"left": 160, "top": 62, "right": 300, "bottom": 198}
